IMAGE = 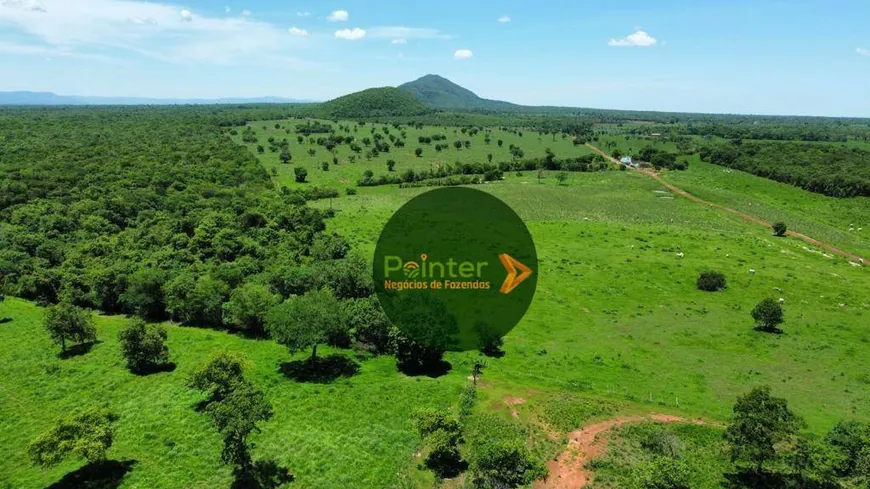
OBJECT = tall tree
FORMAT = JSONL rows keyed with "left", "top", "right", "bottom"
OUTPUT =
{"left": 724, "top": 386, "right": 804, "bottom": 473}
{"left": 266, "top": 289, "right": 343, "bottom": 364}
{"left": 118, "top": 318, "right": 170, "bottom": 374}
{"left": 29, "top": 406, "right": 117, "bottom": 467}
{"left": 43, "top": 302, "right": 96, "bottom": 353}
{"left": 205, "top": 381, "right": 273, "bottom": 471}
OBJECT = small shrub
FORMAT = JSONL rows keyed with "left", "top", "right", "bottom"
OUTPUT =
{"left": 345, "top": 187, "right": 357, "bottom": 196}
{"left": 772, "top": 221, "right": 787, "bottom": 237}
{"left": 118, "top": 318, "right": 170, "bottom": 374}
{"left": 752, "top": 298, "right": 784, "bottom": 332}
{"left": 697, "top": 271, "right": 726, "bottom": 291}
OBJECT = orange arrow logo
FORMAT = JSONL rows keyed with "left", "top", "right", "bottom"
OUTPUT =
{"left": 498, "top": 254, "right": 533, "bottom": 294}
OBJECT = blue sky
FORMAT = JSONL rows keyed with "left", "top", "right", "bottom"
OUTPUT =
{"left": 1, "top": 0, "right": 868, "bottom": 116}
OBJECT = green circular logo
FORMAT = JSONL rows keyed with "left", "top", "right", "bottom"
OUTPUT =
{"left": 374, "top": 187, "right": 538, "bottom": 352}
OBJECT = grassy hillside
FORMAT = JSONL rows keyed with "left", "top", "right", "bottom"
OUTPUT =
{"left": 317, "top": 87, "right": 432, "bottom": 118}
{"left": 398, "top": 75, "right": 519, "bottom": 111}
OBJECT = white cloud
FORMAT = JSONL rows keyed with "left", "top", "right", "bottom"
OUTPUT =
{"left": 1, "top": 0, "right": 46, "bottom": 12}
{"left": 857, "top": 48, "right": 870, "bottom": 57}
{"left": 368, "top": 26, "right": 450, "bottom": 40}
{"left": 288, "top": 26, "right": 308, "bottom": 36}
{"left": 391, "top": 38, "right": 407, "bottom": 45}
{"left": 296, "top": 11, "right": 310, "bottom": 17}
{"left": 497, "top": 15, "right": 511, "bottom": 23}
{"left": 454, "top": 49, "right": 473, "bottom": 60}
{"left": 334, "top": 27, "right": 365, "bottom": 40}
{"left": 327, "top": 9, "right": 347, "bottom": 22}
{"left": 241, "top": 9, "right": 250, "bottom": 16}
{"left": 608, "top": 30, "right": 658, "bottom": 47}
{"left": 0, "top": 0, "right": 318, "bottom": 67}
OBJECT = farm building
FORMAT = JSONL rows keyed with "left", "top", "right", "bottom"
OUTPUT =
{"left": 620, "top": 156, "right": 633, "bottom": 166}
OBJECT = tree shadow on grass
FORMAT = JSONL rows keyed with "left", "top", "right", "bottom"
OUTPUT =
{"left": 0, "top": 317, "right": 12, "bottom": 325}
{"left": 753, "top": 326, "right": 784, "bottom": 335}
{"left": 59, "top": 341, "right": 102, "bottom": 360}
{"left": 279, "top": 354, "right": 360, "bottom": 384}
{"left": 231, "top": 460, "right": 294, "bottom": 489}
{"left": 46, "top": 460, "right": 136, "bottom": 489}
{"left": 131, "top": 362, "right": 177, "bottom": 377}
{"left": 480, "top": 346, "right": 505, "bottom": 359}
{"left": 397, "top": 359, "right": 452, "bottom": 378}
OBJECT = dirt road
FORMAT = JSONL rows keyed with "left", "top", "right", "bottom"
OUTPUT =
{"left": 585, "top": 143, "right": 867, "bottom": 265}
{"left": 534, "top": 414, "right": 704, "bottom": 489}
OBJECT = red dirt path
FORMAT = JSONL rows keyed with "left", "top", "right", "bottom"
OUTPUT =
{"left": 534, "top": 414, "right": 703, "bottom": 489}
{"left": 585, "top": 144, "right": 867, "bottom": 266}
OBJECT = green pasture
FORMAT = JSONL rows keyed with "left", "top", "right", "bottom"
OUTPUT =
{"left": 231, "top": 119, "right": 593, "bottom": 190}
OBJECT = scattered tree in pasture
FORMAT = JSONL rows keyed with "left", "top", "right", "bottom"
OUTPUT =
{"left": 497, "top": 139, "right": 504, "bottom": 147}
{"left": 555, "top": 172, "right": 568, "bottom": 185}
{"left": 415, "top": 147, "right": 423, "bottom": 157}
{"left": 266, "top": 289, "right": 343, "bottom": 365}
{"left": 29, "top": 406, "right": 118, "bottom": 467}
{"left": 279, "top": 149, "right": 292, "bottom": 164}
{"left": 772, "top": 221, "right": 787, "bottom": 237}
{"left": 387, "top": 159, "right": 396, "bottom": 171}
{"left": 43, "top": 301, "right": 96, "bottom": 353}
{"left": 724, "top": 386, "right": 803, "bottom": 473}
{"left": 188, "top": 351, "right": 247, "bottom": 403}
{"left": 256, "top": 145, "right": 264, "bottom": 154}
{"left": 321, "top": 161, "right": 329, "bottom": 171}
{"left": 752, "top": 298, "right": 784, "bottom": 333}
{"left": 454, "top": 140, "right": 463, "bottom": 150}
{"left": 205, "top": 380, "right": 273, "bottom": 471}
{"left": 118, "top": 318, "right": 170, "bottom": 374}
{"left": 697, "top": 271, "right": 727, "bottom": 291}
{"left": 222, "top": 283, "right": 280, "bottom": 335}
{"left": 308, "top": 148, "right": 316, "bottom": 157}
{"left": 487, "top": 153, "right": 493, "bottom": 163}
{"left": 294, "top": 167, "right": 308, "bottom": 183}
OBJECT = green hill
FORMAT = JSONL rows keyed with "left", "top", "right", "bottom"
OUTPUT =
{"left": 398, "top": 74, "right": 520, "bottom": 111}
{"left": 319, "top": 87, "right": 432, "bottom": 118}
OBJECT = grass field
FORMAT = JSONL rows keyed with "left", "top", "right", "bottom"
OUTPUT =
{"left": 231, "top": 120, "right": 594, "bottom": 190}
{"left": 1, "top": 120, "right": 869, "bottom": 489}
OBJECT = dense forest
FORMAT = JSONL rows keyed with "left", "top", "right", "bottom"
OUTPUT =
{"left": 0, "top": 108, "right": 370, "bottom": 327}
{"left": 699, "top": 141, "right": 870, "bottom": 197}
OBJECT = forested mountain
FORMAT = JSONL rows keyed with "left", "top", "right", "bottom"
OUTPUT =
{"left": 398, "top": 74, "right": 519, "bottom": 111}
{"left": 316, "top": 87, "right": 433, "bottom": 118}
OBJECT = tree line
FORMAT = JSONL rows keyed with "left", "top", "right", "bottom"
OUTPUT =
{"left": 700, "top": 141, "right": 870, "bottom": 197}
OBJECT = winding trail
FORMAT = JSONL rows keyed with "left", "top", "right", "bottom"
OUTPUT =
{"left": 534, "top": 414, "right": 705, "bottom": 489}
{"left": 585, "top": 143, "right": 867, "bottom": 266}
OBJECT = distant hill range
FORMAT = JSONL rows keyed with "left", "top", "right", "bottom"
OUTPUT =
{"left": 398, "top": 74, "right": 519, "bottom": 111}
{"left": 0, "top": 91, "right": 313, "bottom": 106}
